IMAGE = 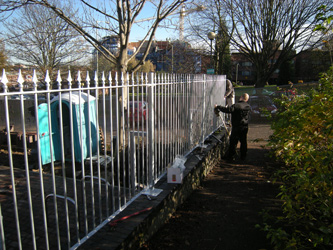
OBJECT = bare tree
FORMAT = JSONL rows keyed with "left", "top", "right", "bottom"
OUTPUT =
{"left": 225, "top": 0, "right": 333, "bottom": 87}
{"left": 185, "top": 0, "right": 234, "bottom": 76}
{"left": 4, "top": 3, "right": 88, "bottom": 77}
{"left": 0, "top": 39, "right": 7, "bottom": 69}
{"left": 187, "top": 0, "right": 332, "bottom": 87}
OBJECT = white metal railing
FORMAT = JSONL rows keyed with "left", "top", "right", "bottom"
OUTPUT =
{"left": 0, "top": 69, "right": 226, "bottom": 249}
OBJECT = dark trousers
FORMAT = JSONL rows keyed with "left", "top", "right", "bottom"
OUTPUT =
{"left": 227, "top": 126, "right": 248, "bottom": 160}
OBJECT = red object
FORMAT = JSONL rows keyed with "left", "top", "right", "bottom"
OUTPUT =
{"left": 129, "top": 101, "right": 148, "bottom": 123}
{"left": 109, "top": 206, "right": 153, "bottom": 227}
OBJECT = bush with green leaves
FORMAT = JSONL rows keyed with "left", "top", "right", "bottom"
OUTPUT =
{"left": 263, "top": 68, "right": 333, "bottom": 249}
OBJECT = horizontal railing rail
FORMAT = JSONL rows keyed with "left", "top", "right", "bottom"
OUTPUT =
{"left": 0, "top": 69, "right": 227, "bottom": 249}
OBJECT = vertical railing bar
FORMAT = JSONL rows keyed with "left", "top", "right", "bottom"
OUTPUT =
{"left": 131, "top": 74, "right": 135, "bottom": 134}
{"left": 0, "top": 204, "right": 5, "bottom": 249}
{"left": 174, "top": 74, "right": 177, "bottom": 159}
{"left": 58, "top": 71, "right": 71, "bottom": 247}
{"left": 198, "top": 75, "right": 201, "bottom": 144}
{"left": 202, "top": 75, "right": 207, "bottom": 145}
{"left": 95, "top": 72, "right": 102, "bottom": 223}
{"left": 160, "top": 74, "right": 164, "bottom": 171}
{"left": 145, "top": 73, "right": 149, "bottom": 187}
{"left": 154, "top": 73, "right": 157, "bottom": 178}
{"left": 178, "top": 75, "right": 181, "bottom": 155}
{"left": 77, "top": 72, "right": 85, "bottom": 238}
{"left": 171, "top": 74, "right": 175, "bottom": 160}
{"left": 127, "top": 73, "right": 137, "bottom": 198}
{"left": 183, "top": 75, "right": 185, "bottom": 154}
{"left": 180, "top": 75, "right": 184, "bottom": 155}
{"left": 17, "top": 70, "right": 37, "bottom": 250}
{"left": 187, "top": 75, "right": 191, "bottom": 152}
{"left": 87, "top": 72, "right": 96, "bottom": 228}
{"left": 134, "top": 73, "right": 140, "bottom": 191}
{"left": 165, "top": 74, "right": 169, "bottom": 168}
{"left": 127, "top": 74, "right": 131, "bottom": 197}
{"left": 160, "top": 75, "right": 164, "bottom": 174}
{"left": 101, "top": 72, "right": 109, "bottom": 216}
{"left": 132, "top": 73, "right": 137, "bottom": 192}
{"left": 45, "top": 70, "right": 61, "bottom": 249}
{"left": 154, "top": 73, "right": 158, "bottom": 179}
{"left": 139, "top": 73, "right": 144, "bottom": 187}
{"left": 1, "top": 69, "right": 22, "bottom": 250}
{"left": 81, "top": 72, "right": 90, "bottom": 234}
{"left": 184, "top": 75, "right": 188, "bottom": 153}
{"left": 121, "top": 72, "right": 127, "bottom": 205}
{"left": 124, "top": 73, "right": 133, "bottom": 199}
{"left": 108, "top": 72, "right": 115, "bottom": 213}
{"left": 164, "top": 74, "right": 167, "bottom": 170}
{"left": 32, "top": 70, "right": 50, "bottom": 249}
{"left": 140, "top": 73, "right": 144, "bottom": 188}
{"left": 147, "top": 72, "right": 154, "bottom": 189}
{"left": 174, "top": 74, "right": 177, "bottom": 156}
{"left": 196, "top": 75, "right": 200, "bottom": 146}
{"left": 166, "top": 74, "right": 170, "bottom": 167}
{"left": 69, "top": 71, "right": 81, "bottom": 246}
{"left": 129, "top": 74, "right": 134, "bottom": 196}
{"left": 181, "top": 75, "right": 183, "bottom": 154}
{"left": 190, "top": 75, "right": 194, "bottom": 148}
{"left": 194, "top": 75, "right": 197, "bottom": 148}
{"left": 202, "top": 74, "right": 207, "bottom": 145}
{"left": 115, "top": 72, "right": 121, "bottom": 210}
{"left": 157, "top": 74, "right": 161, "bottom": 175}
{"left": 72, "top": 71, "right": 82, "bottom": 242}
{"left": 172, "top": 74, "right": 175, "bottom": 158}
{"left": 177, "top": 74, "right": 183, "bottom": 155}
{"left": 167, "top": 74, "right": 170, "bottom": 165}
{"left": 168, "top": 74, "right": 171, "bottom": 165}
{"left": 134, "top": 74, "right": 138, "bottom": 133}
{"left": 187, "top": 75, "right": 191, "bottom": 149}
{"left": 63, "top": 71, "right": 75, "bottom": 247}
{"left": 129, "top": 131, "right": 135, "bottom": 197}
{"left": 141, "top": 73, "right": 146, "bottom": 187}
{"left": 155, "top": 73, "right": 159, "bottom": 177}
{"left": 185, "top": 75, "right": 188, "bottom": 154}
{"left": 176, "top": 75, "right": 179, "bottom": 155}
{"left": 181, "top": 74, "right": 183, "bottom": 155}
{"left": 174, "top": 74, "right": 180, "bottom": 156}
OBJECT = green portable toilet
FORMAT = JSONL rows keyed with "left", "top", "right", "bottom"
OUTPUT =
{"left": 38, "top": 91, "right": 99, "bottom": 165}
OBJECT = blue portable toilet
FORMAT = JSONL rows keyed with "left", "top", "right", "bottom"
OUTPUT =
{"left": 38, "top": 92, "right": 99, "bottom": 165}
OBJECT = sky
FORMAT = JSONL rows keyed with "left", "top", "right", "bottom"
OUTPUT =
{"left": 0, "top": 1, "right": 183, "bottom": 42}
{"left": 130, "top": 21, "right": 180, "bottom": 42}
{"left": 98, "top": 1, "right": 184, "bottom": 42}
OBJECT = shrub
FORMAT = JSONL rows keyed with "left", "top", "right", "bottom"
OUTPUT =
{"left": 263, "top": 67, "right": 333, "bottom": 249}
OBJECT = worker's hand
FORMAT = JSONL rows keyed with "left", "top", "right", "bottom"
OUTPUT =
{"left": 214, "top": 106, "right": 219, "bottom": 117}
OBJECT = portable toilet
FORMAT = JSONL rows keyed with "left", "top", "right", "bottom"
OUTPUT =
{"left": 38, "top": 91, "right": 99, "bottom": 165}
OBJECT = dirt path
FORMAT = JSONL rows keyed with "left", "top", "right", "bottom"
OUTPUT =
{"left": 141, "top": 123, "right": 282, "bottom": 250}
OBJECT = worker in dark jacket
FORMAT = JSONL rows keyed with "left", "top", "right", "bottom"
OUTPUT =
{"left": 214, "top": 93, "right": 251, "bottom": 161}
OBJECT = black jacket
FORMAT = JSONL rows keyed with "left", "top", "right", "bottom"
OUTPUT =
{"left": 216, "top": 100, "right": 251, "bottom": 127}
